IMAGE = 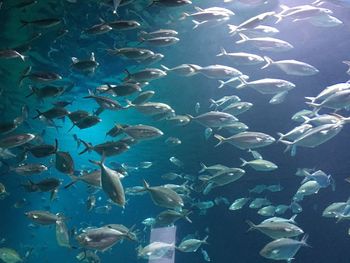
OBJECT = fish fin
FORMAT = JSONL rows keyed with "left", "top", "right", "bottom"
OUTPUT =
{"left": 279, "top": 140, "right": 296, "bottom": 155}
{"left": 71, "top": 57, "right": 79, "bottom": 63}
{"left": 19, "top": 20, "right": 29, "bottom": 28}
{"left": 290, "top": 214, "right": 297, "bottom": 224}
{"left": 202, "top": 235, "right": 209, "bottom": 244}
{"left": 199, "top": 162, "right": 207, "bottom": 173}
{"left": 236, "top": 76, "right": 248, "bottom": 89}
{"left": 216, "top": 47, "right": 227, "bottom": 57}
{"left": 67, "top": 122, "right": 76, "bottom": 132}
{"left": 213, "top": 134, "right": 226, "bottom": 147}
{"left": 192, "top": 20, "right": 204, "bottom": 29}
{"left": 19, "top": 66, "right": 31, "bottom": 87}
{"left": 32, "top": 109, "right": 42, "bottom": 119}
{"left": 142, "top": 179, "right": 150, "bottom": 190}
{"left": 217, "top": 80, "right": 226, "bottom": 89}
{"left": 228, "top": 24, "right": 238, "bottom": 35}
{"left": 64, "top": 178, "right": 78, "bottom": 189}
{"left": 79, "top": 139, "right": 93, "bottom": 155}
{"left": 236, "top": 33, "right": 249, "bottom": 44}
{"left": 209, "top": 99, "right": 218, "bottom": 109}
{"left": 245, "top": 220, "right": 256, "bottom": 231}
{"left": 179, "top": 12, "right": 189, "bottom": 20}
{"left": 301, "top": 234, "right": 311, "bottom": 247}
{"left": 261, "top": 56, "right": 274, "bottom": 69}
{"left": 276, "top": 132, "right": 284, "bottom": 142}
{"left": 160, "top": 64, "right": 170, "bottom": 71}
{"left": 124, "top": 69, "right": 131, "bottom": 80}
{"left": 239, "top": 158, "right": 248, "bottom": 167}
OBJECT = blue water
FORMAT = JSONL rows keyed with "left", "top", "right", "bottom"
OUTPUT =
{"left": 1, "top": 0, "right": 350, "bottom": 262}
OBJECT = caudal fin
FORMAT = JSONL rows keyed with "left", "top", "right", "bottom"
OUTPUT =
{"left": 216, "top": 47, "right": 227, "bottom": 57}
{"left": 236, "top": 33, "right": 249, "bottom": 44}
{"left": 239, "top": 158, "right": 248, "bottom": 167}
{"left": 261, "top": 56, "right": 274, "bottom": 69}
{"left": 213, "top": 134, "right": 226, "bottom": 147}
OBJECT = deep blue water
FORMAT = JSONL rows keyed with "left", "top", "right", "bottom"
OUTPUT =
{"left": 1, "top": 0, "right": 350, "bottom": 262}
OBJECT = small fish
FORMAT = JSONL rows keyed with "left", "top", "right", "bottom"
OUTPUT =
{"left": 169, "top": 156, "right": 184, "bottom": 167}
{"left": 204, "top": 128, "right": 212, "bottom": 140}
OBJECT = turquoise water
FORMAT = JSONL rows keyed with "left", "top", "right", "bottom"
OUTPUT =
{"left": 1, "top": 0, "right": 350, "bottom": 262}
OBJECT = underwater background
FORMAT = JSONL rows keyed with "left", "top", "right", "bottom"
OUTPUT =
{"left": 1, "top": 0, "right": 350, "bottom": 262}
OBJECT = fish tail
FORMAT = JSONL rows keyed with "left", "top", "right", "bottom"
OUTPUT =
{"left": 228, "top": 24, "right": 238, "bottom": 35}
{"left": 245, "top": 220, "right": 256, "bottom": 231}
{"left": 32, "top": 109, "right": 42, "bottom": 119}
{"left": 25, "top": 85, "right": 35, "bottom": 98}
{"left": 64, "top": 177, "right": 78, "bottom": 189}
{"left": 79, "top": 139, "right": 93, "bottom": 155}
{"left": 213, "top": 134, "right": 226, "bottom": 147}
{"left": 67, "top": 123, "right": 75, "bottom": 132}
{"left": 274, "top": 14, "right": 283, "bottom": 24}
{"left": 261, "top": 56, "right": 274, "bottom": 69}
{"left": 209, "top": 99, "right": 218, "bottom": 109}
{"left": 124, "top": 69, "right": 131, "bottom": 81}
{"left": 19, "top": 20, "right": 29, "bottom": 28}
{"left": 202, "top": 235, "right": 209, "bottom": 244}
{"left": 236, "top": 76, "right": 248, "bottom": 89}
{"left": 142, "top": 179, "right": 150, "bottom": 190}
{"left": 217, "top": 80, "right": 226, "bottom": 89}
{"left": 137, "top": 37, "right": 145, "bottom": 45}
{"left": 301, "top": 234, "right": 311, "bottom": 247}
{"left": 19, "top": 66, "right": 31, "bottom": 87}
{"left": 160, "top": 64, "right": 170, "bottom": 71}
{"left": 216, "top": 47, "right": 227, "bottom": 57}
{"left": 276, "top": 132, "right": 284, "bottom": 142}
{"left": 192, "top": 20, "right": 202, "bottom": 29}
{"left": 239, "top": 158, "right": 248, "bottom": 167}
{"left": 343, "top": 61, "right": 350, "bottom": 74}
{"left": 179, "top": 12, "right": 189, "bottom": 20}
{"left": 199, "top": 162, "right": 207, "bottom": 173}
{"left": 236, "top": 33, "right": 249, "bottom": 44}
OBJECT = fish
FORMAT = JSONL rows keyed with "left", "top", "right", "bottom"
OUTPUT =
{"left": 169, "top": 156, "right": 184, "bottom": 167}
{"left": 142, "top": 179, "right": 184, "bottom": 209}
{"left": 0, "top": 49, "right": 26, "bottom": 61}
{"left": 246, "top": 220, "right": 304, "bottom": 239}
{"left": 10, "top": 163, "right": 48, "bottom": 176}
{"left": 240, "top": 158, "right": 278, "bottom": 171}
{"left": 25, "top": 210, "right": 65, "bottom": 225}
{"left": 155, "top": 209, "right": 192, "bottom": 226}
{"left": 26, "top": 139, "right": 58, "bottom": 157}
{"left": 0, "top": 133, "right": 35, "bottom": 149}
{"left": 56, "top": 220, "right": 70, "bottom": 248}
{"left": 71, "top": 52, "right": 99, "bottom": 73}
{"left": 237, "top": 77, "right": 295, "bottom": 94}
{"left": 177, "top": 236, "right": 209, "bottom": 252}
{"left": 123, "top": 68, "right": 167, "bottom": 82}
{"left": 229, "top": 197, "right": 251, "bottom": 210}
{"left": 0, "top": 248, "right": 22, "bottom": 263}
{"left": 236, "top": 33, "right": 294, "bottom": 52}
{"left": 280, "top": 123, "right": 344, "bottom": 156}
{"left": 108, "top": 20, "right": 140, "bottom": 30}
{"left": 89, "top": 158, "right": 125, "bottom": 207}
{"left": 259, "top": 235, "right": 310, "bottom": 261}
{"left": 137, "top": 241, "right": 175, "bottom": 260}
{"left": 121, "top": 124, "right": 164, "bottom": 140}
{"left": 187, "top": 111, "right": 238, "bottom": 128}
{"left": 20, "top": 18, "right": 61, "bottom": 28}
{"left": 131, "top": 91, "right": 155, "bottom": 105}
{"left": 76, "top": 226, "right": 124, "bottom": 251}
{"left": 189, "top": 64, "right": 243, "bottom": 79}
{"left": 55, "top": 151, "right": 74, "bottom": 175}
{"left": 214, "top": 132, "right": 275, "bottom": 149}
{"left": 262, "top": 56, "right": 319, "bottom": 76}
